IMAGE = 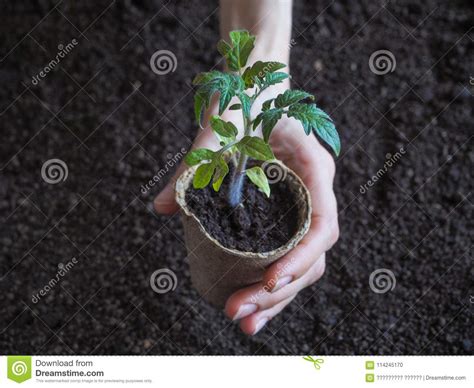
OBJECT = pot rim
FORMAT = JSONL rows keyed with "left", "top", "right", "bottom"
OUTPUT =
{"left": 175, "top": 160, "right": 312, "bottom": 259}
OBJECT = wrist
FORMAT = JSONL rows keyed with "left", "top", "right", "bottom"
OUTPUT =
{"left": 248, "top": 44, "right": 290, "bottom": 68}
{"left": 220, "top": 0, "right": 292, "bottom": 66}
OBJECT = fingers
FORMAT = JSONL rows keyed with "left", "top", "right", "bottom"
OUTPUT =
{"left": 262, "top": 141, "right": 339, "bottom": 290}
{"left": 154, "top": 125, "right": 219, "bottom": 215}
{"left": 225, "top": 255, "right": 325, "bottom": 318}
{"left": 154, "top": 96, "right": 242, "bottom": 215}
{"left": 239, "top": 295, "right": 296, "bottom": 335}
{"left": 153, "top": 168, "right": 185, "bottom": 215}
{"left": 262, "top": 215, "right": 337, "bottom": 291}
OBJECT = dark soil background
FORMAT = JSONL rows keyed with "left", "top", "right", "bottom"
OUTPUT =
{"left": 0, "top": 0, "right": 472, "bottom": 355}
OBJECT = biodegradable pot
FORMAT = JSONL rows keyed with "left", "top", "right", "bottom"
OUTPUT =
{"left": 175, "top": 161, "right": 312, "bottom": 308}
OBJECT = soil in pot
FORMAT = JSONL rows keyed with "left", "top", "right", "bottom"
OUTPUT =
{"left": 185, "top": 163, "right": 301, "bottom": 252}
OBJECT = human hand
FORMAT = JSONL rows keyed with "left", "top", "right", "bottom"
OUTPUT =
{"left": 154, "top": 100, "right": 339, "bottom": 335}
{"left": 223, "top": 116, "right": 340, "bottom": 335}
{"left": 153, "top": 0, "right": 340, "bottom": 336}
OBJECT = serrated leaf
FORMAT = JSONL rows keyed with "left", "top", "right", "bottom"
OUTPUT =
{"left": 218, "top": 80, "right": 234, "bottom": 114}
{"left": 254, "top": 108, "right": 283, "bottom": 142}
{"left": 229, "top": 30, "right": 255, "bottom": 70}
{"left": 242, "top": 61, "right": 286, "bottom": 88}
{"left": 274, "top": 89, "right": 314, "bottom": 108}
{"left": 252, "top": 114, "right": 263, "bottom": 131}
{"left": 212, "top": 157, "right": 229, "bottom": 191}
{"left": 192, "top": 71, "right": 217, "bottom": 85}
{"left": 246, "top": 166, "right": 270, "bottom": 197}
{"left": 287, "top": 103, "right": 340, "bottom": 156}
{"left": 215, "top": 133, "right": 234, "bottom": 147}
{"left": 218, "top": 30, "right": 256, "bottom": 72}
{"left": 184, "top": 148, "right": 215, "bottom": 166}
{"left": 192, "top": 71, "right": 243, "bottom": 122}
{"left": 239, "top": 92, "right": 251, "bottom": 119}
{"left": 262, "top": 98, "right": 273, "bottom": 111}
{"left": 229, "top": 103, "right": 241, "bottom": 110}
{"left": 217, "top": 39, "right": 231, "bottom": 54}
{"left": 210, "top": 116, "right": 238, "bottom": 139}
{"left": 194, "top": 91, "right": 206, "bottom": 127}
{"left": 220, "top": 74, "right": 244, "bottom": 114}
{"left": 237, "top": 136, "right": 275, "bottom": 161}
{"left": 313, "top": 115, "right": 340, "bottom": 156}
{"left": 217, "top": 39, "right": 239, "bottom": 72}
{"left": 193, "top": 162, "right": 215, "bottom": 189}
{"left": 263, "top": 72, "right": 289, "bottom": 86}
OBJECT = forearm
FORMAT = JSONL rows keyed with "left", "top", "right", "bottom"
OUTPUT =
{"left": 195, "top": 0, "right": 294, "bottom": 149}
{"left": 220, "top": 0, "right": 293, "bottom": 65}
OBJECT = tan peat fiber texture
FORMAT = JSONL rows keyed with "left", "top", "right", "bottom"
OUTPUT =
{"left": 175, "top": 161, "right": 312, "bottom": 308}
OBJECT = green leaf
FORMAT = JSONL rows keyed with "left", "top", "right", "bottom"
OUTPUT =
{"left": 192, "top": 71, "right": 244, "bottom": 120}
{"left": 212, "top": 157, "right": 229, "bottom": 191}
{"left": 193, "top": 91, "right": 207, "bottom": 128}
{"left": 262, "top": 72, "right": 289, "bottom": 87}
{"left": 262, "top": 98, "right": 273, "bottom": 111}
{"left": 229, "top": 30, "right": 255, "bottom": 70}
{"left": 239, "top": 92, "right": 251, "bottom": 119}
{"left": 217, "top": 39, "right": 239, "bottom": 72}
{"left": 274, "top": 89, "right": 314, "bottom": 108}
{"left": 216, "top": 134, "right": 234, "bottom": 147}
{"left": 252, "top": 114, "right": 262, "bottom": 131}
{"left": 253, "top": 108, "right": 283, "bottom": 142}
{"left": 229, "top": 103, "right": 241, "bottom": 110}
{"left": 210, "top": 116, "right": 238, "bottom": 139}
{"left": 193, "top": 162, "right": 215, "bottom": 189}
{"left": 242, "top": 61, "right": 286, "bottom": 88}
{"left": 237, "top": 136, "right": 275, "bottom": 161}
{"left": 184, "top": 148, "right": 215, "bottom": 166}
{"left": 314, "top": 116, "right": 340, "bottom": 156}
{"left": 246, "top": 166, "right": 270, "bottom": 197}
{"left": 219, "top": 75, "right": 244, "bottom": 114}
{"left": 218, "top": 30, "right": 255, "bottom": 72}
{"left": 192, "top": 71, "right": 217, "bottom": 85}
{"left": 287, "top": 103, "right": 340, "bottom": 156}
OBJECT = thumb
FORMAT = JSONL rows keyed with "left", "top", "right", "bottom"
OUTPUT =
{"left": 153, "top": 164, "right": 186, "bottom": 215}
{"left": 154, "top": 111, "right": 221, "bottom": 215}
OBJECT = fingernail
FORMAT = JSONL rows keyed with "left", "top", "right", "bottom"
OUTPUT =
{"left": 233, "top": 304, "right": 258, "bottom": 320}
{"left": 253, "top": 318, "right": 268, "bottom": 335}
{"left": 272, "top": 275, "right": 293, "bottom": 293}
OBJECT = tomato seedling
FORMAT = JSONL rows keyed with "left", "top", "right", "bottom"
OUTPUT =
{"left": 185, "top": 30, "right": 340, "bottom": 206}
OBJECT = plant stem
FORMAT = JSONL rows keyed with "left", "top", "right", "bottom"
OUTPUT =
{"left": 228, "top": 153, "right": 248, "bottom": 207}
{"left": 228, "top": 112, "right": 251, "bottom": 207}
